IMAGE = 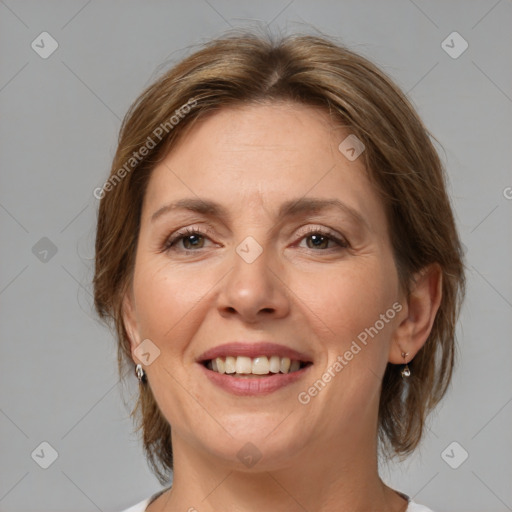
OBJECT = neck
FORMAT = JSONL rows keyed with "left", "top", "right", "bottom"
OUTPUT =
{"left": 149, "top": 421, "right": 407, "bottom": 512}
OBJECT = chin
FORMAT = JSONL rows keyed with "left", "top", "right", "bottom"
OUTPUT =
{"left": 193, "top": 415, "right": 313, "bottom": 470}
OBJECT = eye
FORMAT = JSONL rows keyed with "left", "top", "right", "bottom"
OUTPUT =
{"left": 297, "top": 226, "right": 349, "bottom": 250}
{"left": 162, "top": 225, "right": 349, "bottom": 254}
{"left": 163, "top": 226, "right": 214, "bottom": 252}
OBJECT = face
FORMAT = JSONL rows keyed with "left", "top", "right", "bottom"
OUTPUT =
{"left": 123, "top": 101, "right": 407, "bottom": 471}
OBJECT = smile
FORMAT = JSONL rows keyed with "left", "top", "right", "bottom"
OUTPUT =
{"left": 197, "top": 341, "right": 314, "bottom": 395}
{"left": 204, "top": 355, "right": 311, "bottom": 376}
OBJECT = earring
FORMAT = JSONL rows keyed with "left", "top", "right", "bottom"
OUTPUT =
{"left": 400, "top": 351, "right": 411, "bottom": 378}
{"left": 135, "top": 363, "right": 147, "bottom": 383}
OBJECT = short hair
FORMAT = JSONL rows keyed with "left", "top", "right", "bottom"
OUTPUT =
{"left": 93, "top": 31, "right": 466, "bottom": 484}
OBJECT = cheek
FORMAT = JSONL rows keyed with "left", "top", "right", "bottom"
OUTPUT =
{"left": 290, "top": 257, "right": 399, "bottom": 435}
{"left": 132, "top": 258, "right": 208, "bottom": 351}
{"left": 131, "top": 259, "right": 213, "bottom": 426}
{"left": 300, "top": 256, "right": 398, "bottom": 361}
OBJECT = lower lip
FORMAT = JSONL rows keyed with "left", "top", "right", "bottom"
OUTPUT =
{"left": 198, "top": 363, "right": 312, "bottom": 396}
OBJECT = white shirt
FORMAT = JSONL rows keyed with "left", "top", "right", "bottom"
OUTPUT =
{"left": 120, "top": 490, "right": 435, "bottom": 511}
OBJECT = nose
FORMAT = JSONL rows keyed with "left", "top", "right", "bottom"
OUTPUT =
{"left": 216, "top": 244, "right": 291, "bottom": 324}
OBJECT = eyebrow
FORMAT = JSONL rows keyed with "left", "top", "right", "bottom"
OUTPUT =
{"left": 150, "top": 197, "right": 369, "bottom": 229}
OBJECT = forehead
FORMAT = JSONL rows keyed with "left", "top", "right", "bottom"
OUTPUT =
{"left": 141, "top": 102, "right": 386, "bottom": 234}
{"left": 174, "top": 101, "right": 345, "bottom": 167}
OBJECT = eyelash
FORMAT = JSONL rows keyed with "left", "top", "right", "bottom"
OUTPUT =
{"left": 162, "top": 226, "right": 349, "bottom": 253}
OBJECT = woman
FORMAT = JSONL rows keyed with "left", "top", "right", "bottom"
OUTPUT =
{"left": 94, "top": 31, "right": 465, "bottom": 512}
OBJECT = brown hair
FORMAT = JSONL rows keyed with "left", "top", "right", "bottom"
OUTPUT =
{"left": 93, "top": 31, "right": 466, "bottom": 484}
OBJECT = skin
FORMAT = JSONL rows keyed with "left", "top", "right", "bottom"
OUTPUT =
{"left": 122, "top": 101, "right": 442, "bottom": 512}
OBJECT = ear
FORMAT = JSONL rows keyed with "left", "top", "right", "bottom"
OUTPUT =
{"left": 122, "top": 287, "right": 142, "bottom": 363}
{"left": 389, "top": 263, "right": 443, "bottom": 364}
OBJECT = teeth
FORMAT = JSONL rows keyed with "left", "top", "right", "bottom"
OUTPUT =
{"left": 206, "top": 355, "right": 306, "bottom": 375}
{"left": 225, "top": 356, "right": 236, "bottom": 374}
{"left": 289, "top": 360, "right": 300, "bottom": 372}
{"left": 269, "top": 355, "right": 281, "bottom": 373}
{"left": 252, "top": 356, "right": 269, "bottom": 375}
{"left": 235, "top": 356, "right": 252, "bottom": 374}
{"left": 215, "top": 357, "right": 225, "bottom": 374}
{"left": 280, "top": 357, "right": 291, "bottom": 373}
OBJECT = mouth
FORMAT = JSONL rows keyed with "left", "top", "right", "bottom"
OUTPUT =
{"left": 197, "top": 342, "right": 313, "bottom": 395}
{"left": 202, "top": 355, "right": 312, "bottom": 377}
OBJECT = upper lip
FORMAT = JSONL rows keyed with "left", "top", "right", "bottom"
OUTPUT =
{"left": 197, "top": 342, "right": 313, "bottom": 363}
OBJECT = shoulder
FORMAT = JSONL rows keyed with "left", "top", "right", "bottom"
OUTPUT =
{"left": 119, "top": 497, "right": 151, "bottom": 512}
{"left": 119, "top": 494, "right": 435, "bottom": 512}
{"left": 407, "top": 501, "right": 436, "bottom": 512}
{"left": 119, "top": 487, "right": 169, "bottom": 512}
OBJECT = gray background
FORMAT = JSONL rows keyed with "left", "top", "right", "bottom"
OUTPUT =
{"left": 1, "top": 1, "right": 511, "bottom": 511}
